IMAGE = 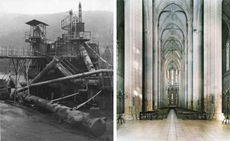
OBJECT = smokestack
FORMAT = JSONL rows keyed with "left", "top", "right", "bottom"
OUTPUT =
{"left": 79, "top": 2, "right": 82, "bottom": 22}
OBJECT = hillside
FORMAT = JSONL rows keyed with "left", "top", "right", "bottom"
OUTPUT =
{"left": 0, "top": 11, "right": 113, "bottom": 52}
{"left": 0, "top": 11, "right": 113, "bottom": 72}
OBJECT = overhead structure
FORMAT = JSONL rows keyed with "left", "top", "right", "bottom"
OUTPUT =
{"left": 0, "top": 2, "right": 113, "bottom": 136}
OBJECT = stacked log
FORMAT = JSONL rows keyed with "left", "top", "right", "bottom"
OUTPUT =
{"left": 25, "top": 95, "right": 106, "bottom": 136}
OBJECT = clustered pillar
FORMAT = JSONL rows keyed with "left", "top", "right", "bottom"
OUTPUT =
{"left": 124, "top": 0, "right": 143, "bottom": 119}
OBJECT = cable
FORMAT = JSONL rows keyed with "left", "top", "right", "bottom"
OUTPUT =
{"left": 73, "top": 90, "right": 102, "bottom": 110}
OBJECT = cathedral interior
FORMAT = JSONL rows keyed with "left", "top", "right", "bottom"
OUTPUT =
{"left": 117, "top": 0, "right": 230, "bottom": 140}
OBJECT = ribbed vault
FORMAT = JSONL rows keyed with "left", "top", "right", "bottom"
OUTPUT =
{"left": 158, "top": 2, "right": 187, "bottom": 107}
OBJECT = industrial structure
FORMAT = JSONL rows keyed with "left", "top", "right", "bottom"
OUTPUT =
{"left": 0, "top": 2, "right": 113, "bottom": 137}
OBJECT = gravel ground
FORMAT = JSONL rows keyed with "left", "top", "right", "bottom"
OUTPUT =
{"left": 0, "top": 101, "right": 113, "bottom": 141}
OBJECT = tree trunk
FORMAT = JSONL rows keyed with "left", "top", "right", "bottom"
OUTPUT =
{"left": 24, "top": 95, "right": 106, "bottom": 136}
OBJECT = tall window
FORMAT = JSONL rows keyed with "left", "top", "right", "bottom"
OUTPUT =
{"left": 171, "top": 69, "right": 174, "bottom": 85}
{"left": 169, "top": 68, "right": 176, "bottom": 85}
{"left": 168, "top": 63, "right": 179, "bottom": 86}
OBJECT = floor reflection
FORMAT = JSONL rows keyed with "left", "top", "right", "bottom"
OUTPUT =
{"left": 118, "top": 109, "right": 230, "bottom": 141}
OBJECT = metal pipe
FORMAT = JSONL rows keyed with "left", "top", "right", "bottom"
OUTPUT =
{"left": 17, "top": 69, "right": 112, "bottom": 92}
{"left": 79, "top": 44, "right": 95, "bottom": 71}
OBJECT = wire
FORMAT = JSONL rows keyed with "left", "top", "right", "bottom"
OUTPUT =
{"left": 73, "top": 90, "right": 102, "bottom": 110}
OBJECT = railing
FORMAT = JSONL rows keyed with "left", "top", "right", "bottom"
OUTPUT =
{"left": 25, "top": 32, "right": 46, "bottom": 42}
{"left": 63, "top": 31, "right": 91, "bottom": 41}
{"left": 0, "top": 47, "right": 33, "bottom": 57}
{"left": 25, "top": 32, "right": 30, "bottom": 41}
{"left": 61, "top": 16, "right": 78, "bottom": 30}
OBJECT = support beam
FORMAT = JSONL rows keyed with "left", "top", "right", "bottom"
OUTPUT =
{"left": 31, "top": 57, "right": 58, "bottom": 83}
{"left": 17, "top": 69, "right": 113, "bottom": 93}
{"left": 50, "top": 92, "right": 80, "bottom": 103}
{"left": 74, "top": 90, "right": 102, "bottom": 109}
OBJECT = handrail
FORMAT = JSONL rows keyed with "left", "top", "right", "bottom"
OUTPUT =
{"left": 0, "top": 46, "right": 33, "bottom": 57}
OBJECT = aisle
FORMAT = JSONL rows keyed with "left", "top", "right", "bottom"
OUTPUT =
{"left": 117, "top": 109, "right": 230, "bottom": 141}
{"left": 167, "top": 109, "right": 177, "bottom": 141}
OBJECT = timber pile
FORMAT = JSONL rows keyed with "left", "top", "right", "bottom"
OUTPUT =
{"left": 11, "top": 69, "right": 112, "bottom": 136}
{"left": 24, "top": 95, "right": 106, "bottom": 136}
{"left": 4, "top": 56, "right": 112, "bottom": 136}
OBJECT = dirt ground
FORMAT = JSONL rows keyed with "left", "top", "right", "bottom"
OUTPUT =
{"left": 0, "top": 101, "right": 113, "bottom": 141}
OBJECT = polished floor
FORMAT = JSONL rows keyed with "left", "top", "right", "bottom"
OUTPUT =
{"left": 117, "top": 110, "right": 230, "bottom": 141}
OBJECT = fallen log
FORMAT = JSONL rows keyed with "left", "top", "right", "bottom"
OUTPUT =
{"left": 24, "top": 95, "right": 106, "bottom": 136}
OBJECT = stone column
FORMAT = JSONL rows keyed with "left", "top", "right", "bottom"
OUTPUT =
{"left": 143, "top": 0, "right": 153, "bottom": 111}
{"left": 192, "top": 0, "right": 203, "bottom": 111}
{"left": 188, "top": 20, "right": 193, "bottom": 110}
{"left": 124, "top": 0, "right": 143, "bottom": 120}
{"left": 153, "top": 1, "right": 160, "bottom": 110}
{"left": 184, "top": 0, "right": 193, "bottom": 110}
{"left": 204, "top": 0, "right": 224, "bottom": 120}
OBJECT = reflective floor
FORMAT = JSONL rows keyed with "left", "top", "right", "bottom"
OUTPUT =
{"left": 117, "top": 110, "right": 230, "bottom": 141}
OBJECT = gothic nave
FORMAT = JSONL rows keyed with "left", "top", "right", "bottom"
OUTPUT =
{"left": 117, "top": 0, "right": 230, "bottom": 140}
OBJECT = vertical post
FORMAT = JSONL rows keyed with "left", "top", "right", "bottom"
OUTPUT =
{"left": 79, "top": 2, "right": 82, "bottom": 23}
{"left": 26, "top": 59, "right": 31, "bottom": 95}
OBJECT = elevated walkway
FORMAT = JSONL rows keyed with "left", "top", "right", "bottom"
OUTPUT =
{"left": 0, "top": 47, "right": 47, "bottom": 59}
{"left": 0, "top": 47, "right": 86, "bottom": 59}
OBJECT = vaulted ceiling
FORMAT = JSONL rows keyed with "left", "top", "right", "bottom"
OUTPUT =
{"left": 158, "top": 3, "right": 187, "bottom": 82}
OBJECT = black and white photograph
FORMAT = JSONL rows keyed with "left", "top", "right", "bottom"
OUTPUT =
{"left": 0, "top": 0, "right": 113, "bottom": 140}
